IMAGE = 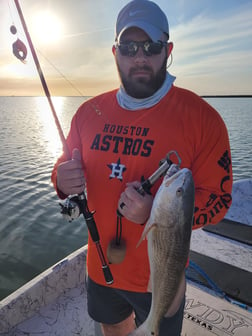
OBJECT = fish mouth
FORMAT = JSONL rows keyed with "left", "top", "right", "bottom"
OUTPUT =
{"left": 164, "top": 168, "right": 190, "bottom": 186}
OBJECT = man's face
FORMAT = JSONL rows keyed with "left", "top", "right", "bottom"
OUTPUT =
{"left": 114, "top": 28, "right": 170, "bottom": 99}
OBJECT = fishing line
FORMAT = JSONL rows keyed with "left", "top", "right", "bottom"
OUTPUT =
{"left": 12, "top": 0, "right": 113, "bottom": 285}
{"left": 12, "top": 0, "right": 70, "bottom": 156}
{"left": 62, "top": 27, "right": 112, "bottom": 39}
{"left": 36, "top": 50, "right": 85, "bottom": 97}
{"left": 8, "top": 0, "right": 16, "bottom": 27}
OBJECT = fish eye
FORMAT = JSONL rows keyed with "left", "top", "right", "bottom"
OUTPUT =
{"left": 176, "top": 187, "right": 184, "bottom": 197}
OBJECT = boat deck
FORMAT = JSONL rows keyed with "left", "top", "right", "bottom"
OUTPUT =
{"left": 0, "top": 229, "right": 251, "bottom": 336}
{"left": 1, "top": 279, "right": 252, "bottom": 336}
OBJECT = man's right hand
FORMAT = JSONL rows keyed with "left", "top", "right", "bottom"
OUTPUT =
{"left": 56, "top": 148, "right": 86, "bottom": 196}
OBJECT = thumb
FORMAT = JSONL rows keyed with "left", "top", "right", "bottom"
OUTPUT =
{"left": 71, "top": 148, "right": 81, "bottom": 161}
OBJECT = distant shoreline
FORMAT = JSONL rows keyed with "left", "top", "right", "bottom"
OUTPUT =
{"left": 0, "top": 95, "right": 251, "bottom": 98}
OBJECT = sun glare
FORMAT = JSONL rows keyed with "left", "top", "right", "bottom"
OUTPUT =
{"left": 30, "top": 11, "right": 63, "bottom": 45}
{"left": 35, "top": 96, "right": 65, "bottom": 158}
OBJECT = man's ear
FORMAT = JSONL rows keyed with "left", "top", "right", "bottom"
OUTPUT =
{"left": 112, "top": 45, "right": 116, "bottom": 55}
{"left": 167, "top": 42, "right": 173, "bottom": 57}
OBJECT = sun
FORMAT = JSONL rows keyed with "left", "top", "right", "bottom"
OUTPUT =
{"left": 30, "top": 11, "right": 63, "bottom": 45}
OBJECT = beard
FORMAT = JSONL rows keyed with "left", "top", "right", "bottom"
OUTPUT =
{"left": 117, "top": 57, "right": 167, "bottom": 99}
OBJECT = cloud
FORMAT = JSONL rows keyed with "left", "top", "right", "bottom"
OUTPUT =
{"left": 172, "top": 9, "right": 252, "bottom": 52}
{"left": 172, "top": 4, "right": 252, "bottom": 57}
{"left": 1, "top": 0, "right": 251, "bottom": 96}
{"left": 169, "top": 3, "right": 252, "bottom": 93}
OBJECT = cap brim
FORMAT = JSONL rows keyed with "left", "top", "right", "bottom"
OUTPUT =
{"left": 117, "top": 21, "right": 163, "bottom": 42}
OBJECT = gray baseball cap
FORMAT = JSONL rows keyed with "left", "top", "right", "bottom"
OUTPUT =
{"left": 115, "top": 0, "right": 169, "bottom": 42}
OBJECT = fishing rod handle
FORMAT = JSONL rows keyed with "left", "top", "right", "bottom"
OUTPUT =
{"left": 78, "top": 194, "right": 114, "bottom": 284}
{"left": 102, "top": 265, "right": 114, "bottom": 285}
{"left": 96, "top": 242, "right": 114, "bottom": 285}
{"left": 95, "top": 241, "right": 114, "bottom": 284}
{"left": 85, "top": 212, "right": 114, "bottom": 284}
{"left": 84, "top": 211, "right": 100, "bottom": 243}
{"left": 77, "top": 193, "right": 100, "bottom": 242}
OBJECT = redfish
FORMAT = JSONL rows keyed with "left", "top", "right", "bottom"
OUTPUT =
{"left": 129, "top": 168, "right": 195, "bottom": 336}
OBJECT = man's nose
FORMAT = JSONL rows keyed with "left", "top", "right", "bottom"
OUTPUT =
{"left": 134, "top": 46, "right": 148, "bottom": 63}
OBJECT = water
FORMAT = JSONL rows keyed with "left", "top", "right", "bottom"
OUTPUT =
{"left": 205, "top": 98, "right": 252, "bottom": 180}
{"left": 0, "top": 96, "right": 251, "bottom": 300}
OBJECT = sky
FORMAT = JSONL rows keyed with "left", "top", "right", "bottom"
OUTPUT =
{"left": 1, "top": 0, "right": 252, "bottom": 96}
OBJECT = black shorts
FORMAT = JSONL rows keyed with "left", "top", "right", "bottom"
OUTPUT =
{"left": 87, "top": 276, "right": 185, "bottom": 335}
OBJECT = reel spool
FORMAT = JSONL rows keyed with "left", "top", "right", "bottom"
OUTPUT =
{"left": 59, "top": 195, "right": 81, "bottom": 222}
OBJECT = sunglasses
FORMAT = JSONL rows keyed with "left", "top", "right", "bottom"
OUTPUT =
{"left": 116, "top": 40, "right": 167, "bottom": 57}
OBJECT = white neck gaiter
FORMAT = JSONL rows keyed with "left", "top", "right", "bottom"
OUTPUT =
{"left": 116, "top": 72, "right": 176, "bottom": 111}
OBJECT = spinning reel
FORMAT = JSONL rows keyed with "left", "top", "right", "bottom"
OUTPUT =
{"left": 59, "top": 195, "right": 83, "bottom": 222}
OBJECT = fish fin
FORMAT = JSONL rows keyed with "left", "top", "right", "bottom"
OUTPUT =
{"left": 136, "top": 222, "right": 157, "bottom": 248}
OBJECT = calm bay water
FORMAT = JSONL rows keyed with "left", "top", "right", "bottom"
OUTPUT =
{"left": 0, "top": 96, "right": 251, "bottom": 300}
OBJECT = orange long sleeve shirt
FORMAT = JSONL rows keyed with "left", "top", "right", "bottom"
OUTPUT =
{"left": 51, "top": 86, "right": 232, "bottom": 292}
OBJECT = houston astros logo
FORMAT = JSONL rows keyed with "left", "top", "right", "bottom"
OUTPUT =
{"left": 107, "top": 158, "right": 126, "bottom": 181}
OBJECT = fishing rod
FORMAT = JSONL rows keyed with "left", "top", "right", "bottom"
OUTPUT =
{"left": 13, "top": 0, "right": 113, "bottom": 285}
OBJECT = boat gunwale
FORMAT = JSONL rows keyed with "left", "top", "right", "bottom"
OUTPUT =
{"left": 0, "top": 245, "right": 87, "bottom": 333}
